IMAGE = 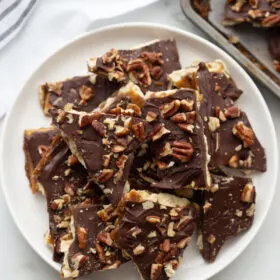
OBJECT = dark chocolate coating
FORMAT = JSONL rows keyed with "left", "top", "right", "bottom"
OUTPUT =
{"left": 197, "top": 63, "right": 266, "bottom": 172}
{"left": 34, "top": 137, "right": 100, "bottom": 262}
{"left": 66, "top": 204, "right": 126, "bottom": 277}
{"left": 224, "top": 0, "right": 280, "bottom": 26}
{"left": 114, "top": 193, "right": 198, "bottom": 280}
{"left": 200, "top": 174, "right": 255, "bottom": 262}
{"left": 23, "top": 128, "right": 58, "bottom": 185}
{"left": 93, "top": 39, "right": 181, "bottom": 93}
{"left": 42, "top": 75, "right": 120, "bottom": 115}
{"left": 268, "top": 28, "right": 280, "bottom": 60}
{"left": 51, "top": 109, "right": 152, "bottom": 206}
{"left": 143, "top": 89, "right": 208, "bottom": 190}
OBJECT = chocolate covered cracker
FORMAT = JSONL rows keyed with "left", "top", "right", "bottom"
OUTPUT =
{"left": 197, "top": 62, "right": 266, "bottom": 172}
{"left": 88, "top": 39, "right": 181, "bottom": 93}
{"left": 198, "top": 174, "right": 256, "bottom": 262}
{"left": 224, "top": 0, "right": 280, "bottom": 27}
{"left": 169, "top": 59, "right": 243, "bottom": 101}
{"left": 61, "top": 204, "right": 127, "bottom": 279}
{"left": 143, "top": 89, "right": 211, "bottom": 190}
{"left": 23, "top": 127, "right": 58, "bottom": 193}
{"left": 34, "top": 136, "right": 100, "bottom": 262}
{"left": 114, "top": 190, "right": 198, "bottom": 280}
{"left": 51, "top": 108, "right": 151, "bottom": 206}
{"left": 40, "top": 74, "right": 120, "bottom": 115}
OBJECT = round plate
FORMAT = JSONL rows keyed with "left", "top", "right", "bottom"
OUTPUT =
{"left": 1, "top": 23, "right": 278, "bottom": 280}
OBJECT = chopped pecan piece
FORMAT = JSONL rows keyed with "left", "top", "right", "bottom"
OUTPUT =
{"left": 77, "top": 227, "right": 88, "bottom": 249}
{"left": 97, "top": 231, "right": 113, "bottom": 246}
{"left": 160, "top": 100, "right": 181, "bottom": 118}
{"left": 95, "top": 169, "right": 114, "bottom": 183}
{"left": 232, "top": 121, "right": 255, "bottom": 147}
{"left": 241, "top": 183, "right": 255, "bottom": 203}
{"left": 224, "top": 106, "right": 241, "bottom": 118}
{"left": 91, "top": 120, "right": 106, "bottom": 137}
{"left": 131, "top": 122, "right": 145, "bottom": 142}
{"left": 79, "top": 85, "right": 94, "bottom": 102}
{"left": 127, "top": 59, "right": 151, "bottom": 86}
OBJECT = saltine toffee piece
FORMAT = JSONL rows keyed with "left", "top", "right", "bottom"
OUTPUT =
{"left": 33, "top": 136, "right": 100, "bottom": 263}
{"left": 50, "top": 108, "right": 152, "bottom": 206}
{"left": 223, "top": 0, "right": 280, "bottom": 27}
{"left": 196, "top": 62, "right": 266, "bottom": 172}
{"left": 40, "top": 74, "right": 120, "bottom": 116}
{"left": 268, "top": 28, "right": 280, "bottom": 72}
{"left": 23, "top": 127, "right": 58, "bottom": 193}
{"left": 198, "top": 174, "right": 256, "bottom": 262}
{"left": 61, "top": 204, "right": 127, "bottom": 279}
{"left": 191, "top": 0, "right": 210, "bottom": 18}
{"left": 143, "top": 89, "right": 211, "bottom": 190}
{"left": 168, "top": 59, "right": 243, "bottom": 101}
{"left": 87, "top": 39, "right": 181, "bottom": 93}
{"left": 113, "top": 190, "right": 198, "bottom": 280}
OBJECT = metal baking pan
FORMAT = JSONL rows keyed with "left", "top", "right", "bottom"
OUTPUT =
{"left": 181, "top": 0, "right": 280, "bottom": 98}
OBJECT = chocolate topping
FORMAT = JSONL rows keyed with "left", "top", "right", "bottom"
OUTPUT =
{"left": 23, "top": 127, "right": 58, "bottom": 193}
{"left": 268, "top": 28, "right": 280, "bottom": 61}
{"left": 199, "top": 174, "right": 256, "bottom": 262}
{"left": 197, "top": 63, "right": 266, "bottom": 172}
{"left": 88, "top": 39, "right": 181, "bottom": 93}
{"left": 114, "top": 190, "right": 198, "bottom": 280}
{"left": 61, "top": 204, "right": 126, "bottom": 279}
{"left": 41, "top": 75, "right": 120, "bottom": 115}
{"left": 33, "top": 136, "right": 101, "bottom": 262}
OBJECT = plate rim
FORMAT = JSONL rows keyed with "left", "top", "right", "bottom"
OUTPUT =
{"left": 1, "top": 22, "right": 278, "bottom": 279}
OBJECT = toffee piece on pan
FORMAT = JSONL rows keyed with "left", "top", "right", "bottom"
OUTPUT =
{"left": 23, "top": 127, "right": 58, "bottom": 193}
{"left": 40, "top": 74, "right": 120, "bottom": 116}
{"left": 223, "top": 0, "right": 280, "bottom": 27}
{"left": 113, "top": 189, "right": 198, "bottom": 280}
{"left": 33, "top": 136, "right": 99, "bottom": 263}
{"left": 88, "top": 39, "right": 181, "bottom": 93}
{"left": 168, "top": 59, "right": 243, "bottom": 101}
{"left": 61, "top": 204, "right": 127, "bottom": 279}
{"left": 50, "top": 107, "right": 152, "bottom": 206}
{"left": 198, "top": 174, "right": 256, "bottom": 262}
{"left": 196, "top": 62, "right": 266, "bottom": 172}
{"left": 143, "top": 88, "right": 211, "bottom": 190}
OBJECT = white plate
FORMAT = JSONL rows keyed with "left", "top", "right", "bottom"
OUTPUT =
{"left": 1, "top": 23, "right": 278, "bottom": 280}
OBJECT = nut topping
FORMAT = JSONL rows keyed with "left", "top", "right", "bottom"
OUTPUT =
{"left": 241, "top": 183, "right": 255, "bottom": 203}
{"left": 171, "top": 140, "right": 194, "bottom": 163}
{"left": 127, "top": 59, "right": 152, "bottom": 86}
{"left": 145, "top": 215, "right": 161, "bottom": 223}
{"left": 91, "top": 120, "right": 106, "bottom": 137}
{"left": 146, "top": 111, "right": 158, "bottom": 122}
{"left": 67, "top": 154, "right": 78, "bottom": 166}
{"left": 151, "top": 66, "right": 163, "bottom": 80}
{"left": 77, "top": 227, "right": 88, "bottom": 249}
{"left": 133, "top": 244, "right": 145, "bottom": 255}
{"left": 180, "top": 99, "right": 194, "bottom": 111}
{"left": 171, "top": 111, "right": 196, "bottom": 123}
{"left": 79, "top": 85, "right": 93, "bottom": 102}
{"left": 47, "top": 82, "right": 63, "bottom": 95}
{"left": 115, "top": 126, "right": 129, "bottom": 137}
{"left": 38, "top": 145, "right": 49, "bottom": 157}
{"left": 150, "top": 264, "right": 163, "bottom": 280}
{"left": 228, "top": 154, "right": 239, "bottom": 168}
{"left": 111, "top": 145, "right": 126, "bottom": 153}
{"left": 224, "top": 106, "right": 241, "bottom": 118}
{"left": 95, "top": 169, "right": 114, "bottom": 183}
{"left": 131, "top": 122, "right": 145, "bottom": 142}
{"left": 97, "top": 231, "right": 113, "bottom": 246}
{"left": 160, "top": 100, "right": 181, "bottom": 118}
{"left": 232, "top": 121, "right": 255, "bottom": 147}
{"left": 160, "top": 239, "right": 171, "bottom": 252}
{"left": 139, "top": 52, "right": 163, "bottom": 65}
{"left": 151, "top": 124, "right": 171, "bottom": 142}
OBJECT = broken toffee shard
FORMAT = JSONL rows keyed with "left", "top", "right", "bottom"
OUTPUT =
{"left": 61, "top": 204, "right": 127, "bottom": 279}
{"left": 196, "top": 62, "right": 266, "bottom": 172}
{"left": 23, "top": 127, "right": 58, "bottom": 193}
{"left": 40, "top": 74, "right": 120, "bottom": 115}
{"left": 88, "top": 39, "right": 181, "bottom": 93}
{"left": 223, "top": 0, "right": 280, "bottom": 27}
{"left": 50, "top": 107, "right": 152, "bottom": 206}
{"left": 198, "top": 174, "right": 256, "bottom": 262}
{"left": 33, "top": 136, "right": 100, "bottom": 262}
{"left": 143, "top": 88, "right": 211, "bottom": 190}
{"left": 113, "top": 189, "right": 198, "bottom": 280}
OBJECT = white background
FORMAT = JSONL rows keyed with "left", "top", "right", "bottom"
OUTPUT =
{"left": 1, "top": 0, "right": 280, "bottom": 279}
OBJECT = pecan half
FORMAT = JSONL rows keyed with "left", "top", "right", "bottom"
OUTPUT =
{"left": 95, "top": 169, "right": 114, "bottom": 183}
{"left": 127, "top": 59, "right": 151, "bottom": 86}
{"left": 77, "top": 227, "right": 88, "bottom": 249}
{"left": 232, "top": 121, "right": 255, "bottom": 147}
{"left": 131, "top": 122, "right": 145, "bottom": 142}
{"left": 171, "top": 140, "right": 194, "bottom": 163}
{"left": 160, "top": 100, "right": 181, "bottom": 118}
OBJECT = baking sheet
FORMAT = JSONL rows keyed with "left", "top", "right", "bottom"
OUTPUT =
{"left": 181, "top": 0, "right": 280, "bottom": 98}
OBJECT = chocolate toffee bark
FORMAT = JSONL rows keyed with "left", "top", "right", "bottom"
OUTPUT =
{"left": 198, "top": 174, "right": 256, "bottom": 262}
{"left": 51, "top": 108, "right": 152, "bottom": 205}
{"left": 168, "top": 59, "right": 243, "bottom": 101}
{"left": 224, "top": 0, "right": 280, "bottom": 27}
{"left": 113, "top": 190, "right": 198, "bottom": 280}
{"left": 61, "top": 204, "right": 127, "bottom": 279}
{"left": 197, "top": 62, "right": 266, "bottom": 172}
{"left": 33, "top": 136, "right": 100, "bottom": 262}
{"left": 143, "top": 89, "right": 211, "bottom": 190}
{"left": 88, "top": 39, "right": 181, "bottom": 93}
{"left": 23, "top": 127, "right": 58, "bottom": 193}
{"left": 40, "top": 74, "right": 120, "bottom": 115}
{"left": 268, "top": 28, "right": 280, "bottom": 72}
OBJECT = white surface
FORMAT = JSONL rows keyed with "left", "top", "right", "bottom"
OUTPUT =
{"left": 0, "top": 1, "right": 280, "bottom": 280}
{"left": 0, "top": 0, "right": 158, "bottom": 118}
{"left": 1, "top": 23, "right": 278, "bottom": 280}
